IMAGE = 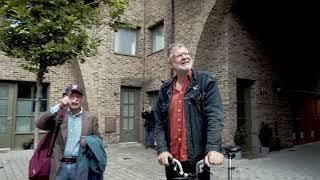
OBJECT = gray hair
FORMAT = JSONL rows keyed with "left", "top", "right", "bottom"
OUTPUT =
{"left": 167, "top": 43, "right": 187, "bottom": 62}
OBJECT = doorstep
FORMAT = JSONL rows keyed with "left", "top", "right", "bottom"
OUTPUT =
{"left": 0, "top": 148, "right": 10, "bottom": 153}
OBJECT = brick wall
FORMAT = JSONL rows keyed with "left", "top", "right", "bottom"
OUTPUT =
{"left": 144, "top": 0, "right": 170, "bottom": 92}
{"left": 227, "top": 13, "right": 293, "bottom": 150}
{"left": 194, "top": 0, "right": 232, "bottom": 145}
{"left": 78, "top": 0, "right": 145, "bottom": 143}
{"left": 193, "top": 0, "right": 293, "bottom": 151}
{"left": 0, "top": 0, "right": 295, "bottom": 150}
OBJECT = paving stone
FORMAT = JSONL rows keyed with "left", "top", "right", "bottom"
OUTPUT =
{"left": 0, "top": 142, "right": 319, "bottom": 180}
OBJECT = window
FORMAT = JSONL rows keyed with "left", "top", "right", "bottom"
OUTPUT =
{"left": 122, "top": 90, "right": 135, "bottom": 130}
{"left": 0, "top": 84, "right": 9, "bottom": 134}
{"left": 151, "top": 24, "right": 164, "bottom": 53}
{"left": 16, "top": 83, "right": 48, "bottom": 132}
{"left": 114, "top": 28, "right": 138, "bottom": 56}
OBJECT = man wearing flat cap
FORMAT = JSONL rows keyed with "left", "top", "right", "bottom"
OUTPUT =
{"left": 35, "top": 84, "right": 106, "bottom": 180}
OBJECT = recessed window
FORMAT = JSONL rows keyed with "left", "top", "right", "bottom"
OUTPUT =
{"left": 151, "top": 24, "right": 164, "bottom": 53}
{"left": 114, "top": 28, "right": 138, "bottom": 56}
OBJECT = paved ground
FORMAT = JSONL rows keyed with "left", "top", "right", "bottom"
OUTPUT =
{"left": 215, "top": 142, "right": 320, "bottom": 180}
{"left": 0, "top": 141, "right": 319, "bottom": 180}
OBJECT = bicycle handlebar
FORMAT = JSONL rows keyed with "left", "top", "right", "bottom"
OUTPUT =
{"left": 195, "top": 159, "right": 205, "bottom": 175}
{"left": 168, "top": 158, "right": 209, "bottom": 178}
{"left": 169, "top": 158, "right": 185, "bottom": 176}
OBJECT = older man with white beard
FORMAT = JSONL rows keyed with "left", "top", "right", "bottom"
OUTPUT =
{"left": 154, "top": 43, "right": 224, "bottom": 180}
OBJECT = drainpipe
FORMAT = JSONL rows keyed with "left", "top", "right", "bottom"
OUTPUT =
{"left": 170, "top": 0, "right": 175, "bottom": 77}
{"left": 142, "top": 0, "right": 146, "bottom": 114}
{"left": 171, "top": 0, "right": 175, "bottom": 43}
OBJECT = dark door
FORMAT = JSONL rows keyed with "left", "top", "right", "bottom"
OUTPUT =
{"left": 295, "top": 98, "right": 320, "bottom": 144}
{"left": 236, "top": 79, "right": 253, "bottom": 151}
{"left": 120, "top": 88, "right": 140, "bottom": 142}
{"left": 0, "top": 83, "right": 14, "bottom": 148}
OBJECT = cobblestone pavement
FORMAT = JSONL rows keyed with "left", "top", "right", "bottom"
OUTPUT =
{"left": 105, "top": 143, "right": 165, "bottom": 180}
{"left": 0, "top": 142, "right": 319, "bottom": 180}
{"left": 0, "top": 143, "right": 165, "bottom": 180}
{"left": 213, "top": 142, "right": 320, "bottom": 180}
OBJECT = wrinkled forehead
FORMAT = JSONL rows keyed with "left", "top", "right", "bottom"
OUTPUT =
{"left": 172, "top": 47, "right": 189, "bottom": 55}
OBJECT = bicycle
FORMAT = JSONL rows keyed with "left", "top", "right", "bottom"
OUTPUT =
{"left": 167, "top": 145, "right": 241, "bottom": 180}
{"left": 224, "top": 145, "right": 241, "bottom": 180}
{"left": 168, "top": 158, "right": 209, "bottom": 180}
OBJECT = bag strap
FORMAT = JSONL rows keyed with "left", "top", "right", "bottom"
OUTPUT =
{"left": 47, "top": 108, "right": 66, "bottom": 157}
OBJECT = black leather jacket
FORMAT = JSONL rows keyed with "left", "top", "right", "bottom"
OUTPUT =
{"left": 154, "top": 70, "right": 224, "bottom": 163}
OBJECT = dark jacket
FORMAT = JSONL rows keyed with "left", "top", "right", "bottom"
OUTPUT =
{"left": 142, "top": 110, "right": 155, "bottom": 129}
{"left": 77, "top": 135, "right": 107, "bottom": 180}
{"left": 154, "top": 70, "right": 224, "bottom": 163}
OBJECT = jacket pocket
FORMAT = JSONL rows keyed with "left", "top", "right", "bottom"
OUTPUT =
{"left": 189, "top": 91, "right": 204, "bottom": 114}
{"left": 160, "top": 103, "right": 169, "bottom": 123}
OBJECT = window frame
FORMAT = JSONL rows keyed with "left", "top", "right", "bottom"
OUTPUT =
{"left": 150, "top": 23, "right": 165, "bottom": 53}
{"left": 113, "top": 27, "right": 139, "bottom": 56}
{"left": 15, "top": 82, "right": 49, "bottom": 133}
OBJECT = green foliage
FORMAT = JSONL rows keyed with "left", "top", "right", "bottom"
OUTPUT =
{"left": 105, "top": 0, "right": 130, "bottom": 29}
{"left": 234, "top": 127, "right": 247, "bottom": 146}
{"left": 0, "top": 0, "right": 129, "bottom": 77}
{"left": 259, "top": 122, "right": 273, "bottom": 147}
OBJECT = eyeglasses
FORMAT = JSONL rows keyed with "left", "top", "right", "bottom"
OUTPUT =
{"left": 68, "top": 93, "right": 83, "bottom": 99}
{"left": 172, "top": 52, "right": 190, "bottom": 59}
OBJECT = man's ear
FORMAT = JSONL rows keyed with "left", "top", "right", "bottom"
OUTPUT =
{"left": 169, "top": 61, "right": 174, "bottom": 69}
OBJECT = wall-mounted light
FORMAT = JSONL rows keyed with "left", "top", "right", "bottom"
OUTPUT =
{"left": 275, "top": 87, "right": 282, "bottom": 94}
{"left": 273, "top": 80, "right": 284, "bottom": 95}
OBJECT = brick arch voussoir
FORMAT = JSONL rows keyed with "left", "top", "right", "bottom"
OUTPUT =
{"left": 193, "top": 0, "right": 232, "bottom": 62}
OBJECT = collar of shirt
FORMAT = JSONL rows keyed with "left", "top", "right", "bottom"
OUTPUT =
{"left": 68, "top": 107, "right": 83, "bottom": 118}
{"left": 172, "top": 70, "right": 192, "bottom": 90}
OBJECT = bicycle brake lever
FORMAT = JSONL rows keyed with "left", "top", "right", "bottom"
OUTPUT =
{"left": 168, "top": 157, "right": 176, "bottom": 168}
{"left": 170, "top": 158, "right": 185, "bottom": 176}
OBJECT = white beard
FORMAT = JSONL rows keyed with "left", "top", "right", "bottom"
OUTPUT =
{"left": 172, "top": 60, "right": 193, "bottom": 72}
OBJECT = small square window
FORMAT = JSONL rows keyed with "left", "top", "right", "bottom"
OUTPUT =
{"left": 151, "top": 24, "right": 164, "bottom": 53}
{"left": 114, "top": 28, "right": 138, "bottom": 56}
